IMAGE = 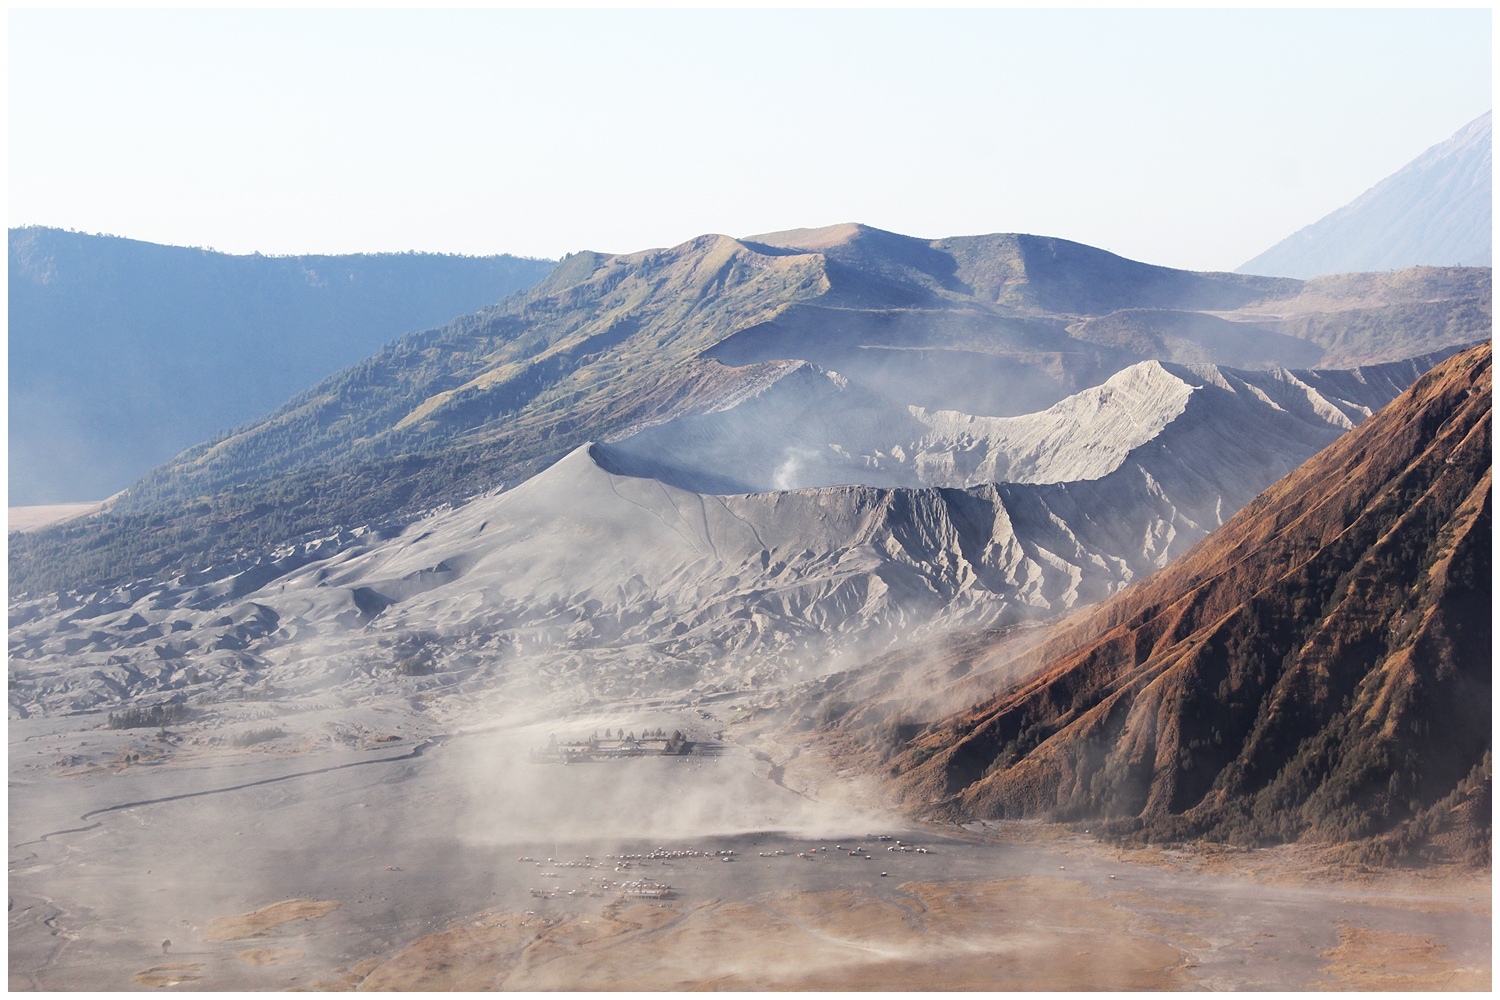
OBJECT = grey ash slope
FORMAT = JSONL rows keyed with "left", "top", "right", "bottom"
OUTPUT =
{"left": 1238, "top": 111, "right": 1492, "bottom": 277}
{"left": 599, "top": 352, "right": 1443, "bottom": 495}
{"left": 8, "top": 352, "right": 1451, "bottom": 719}
{"left": 117, "top": 225, "right": 1496, "bottom": 500}
{"left": 12, "top": 223, "right": 1488, "bottom": 598}
{"left": 127, "top": 226, "right": 1297, "bottom": 510}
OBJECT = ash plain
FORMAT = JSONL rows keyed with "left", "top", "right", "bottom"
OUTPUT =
{"left": 9, "top": 695, "right": 1489, "bottom": 991}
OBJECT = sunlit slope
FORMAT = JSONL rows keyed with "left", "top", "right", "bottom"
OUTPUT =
{"left": 8, "top": 353, "right": 1453, "bottom": 718}
{"left": 603, "top": 353, "right": 1449, "bottom": 495}
{"left": 124, "top": 234, "right": 833, "bottom": 507}
{"left": 1239, "top": 111, "right": 1492, "bottom": 277}
{"left": 13, "top": 224, "right": 1490, "bottom": 596}
{"left": 123, "top": 224, "right": 1492, "bottom": 513}
{"left": 810, "top": 344, "right": 1490, "bottom": 858}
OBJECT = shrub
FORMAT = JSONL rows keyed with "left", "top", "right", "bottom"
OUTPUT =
{"left": 106, "top": 703, "right": 190, "bottom": 729}
{"left": 230, "top": 727, "right": 284, "bottom": 747}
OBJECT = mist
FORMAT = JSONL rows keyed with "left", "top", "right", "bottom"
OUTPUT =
{"left": 9, "top": 341, "right": 1488, "bottom": 988}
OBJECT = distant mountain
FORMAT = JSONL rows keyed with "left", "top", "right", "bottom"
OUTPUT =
{"left": 8, "top": 227, "right": 555, "bottom": 505}
{"left": 6, "top": 351, "right": 1457, "bottom": 717}
{"left": 799, "top": 344, "right": 1490, "bottom": 861}
{"left": 1238, "top": 112, "right": 1492, "bottom": 277}
{"left": 10, "top": 224, "right": 1490, "bottom": 596}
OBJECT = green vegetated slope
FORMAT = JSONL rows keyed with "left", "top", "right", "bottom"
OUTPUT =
{"left": 801, "top": 344, "right": 1490, "bottom": 862}
{"left": 9, "top": 226, "right": 555, "bottom": 505}
{"left": 125, "top": 226, "right": 1490, "bottom": 508}
{"left": 122, "top": 234, "right": 832, "bottom": 508}
{"left": 1066, "top": 266, "right": 1492, "bottom": 371}
{"left": 1278, "top": 297, "right": 1493, "bottom": 368}
{"left": 10, "top": 225, "right": 1492, "bottom": 596}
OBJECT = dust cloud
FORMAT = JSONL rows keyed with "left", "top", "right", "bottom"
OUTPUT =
{"left": 9, "top": 349, "right": 1487, "bottom": 989}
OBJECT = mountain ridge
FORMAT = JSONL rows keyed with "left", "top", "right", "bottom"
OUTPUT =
{"left": 142, "top": 225, "right": 1483, "bottom": 505}
{"left": 8, "top": 351, "right": 1461, "bottom": 720}
{"left": 10, "top": 224, "right": 1490, "bottom": 596}
{"left": 9, "top": 226, "right": 556, "bottom": 505}
{"left": 1238, "top": 112, "right": 1492, "bottom": 277}
{"left": 798, "top": 344, "right": 1490, "bottom": 860}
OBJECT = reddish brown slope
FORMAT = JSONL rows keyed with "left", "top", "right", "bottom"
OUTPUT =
{"left": 881, "top": 343, "right": 1491, "bottom": 858}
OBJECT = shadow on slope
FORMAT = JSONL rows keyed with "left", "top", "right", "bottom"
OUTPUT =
{"left": 794, "top": 345, "right": 1490, "bottom": 864}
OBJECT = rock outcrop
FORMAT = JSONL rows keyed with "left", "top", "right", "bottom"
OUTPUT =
{"left": 8, "top": 353, "right": 1460, "bottom": 721}
{"left": 811, "top": 345, "right": 1489, "bottom": 860}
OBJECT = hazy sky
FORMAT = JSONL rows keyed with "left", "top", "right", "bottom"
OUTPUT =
{"left": 9, "top": 8, "right": 1492, "bottom": 271}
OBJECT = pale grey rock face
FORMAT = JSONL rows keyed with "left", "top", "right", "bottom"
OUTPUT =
{"left": 6, "top": 353, "right": 1453, "bottom": 720}
{"left": 1238, "top": 111, "right": 1492, "bottom": 277}
{"left": 600, "top": 352, "right": 1447, "bottom": 493}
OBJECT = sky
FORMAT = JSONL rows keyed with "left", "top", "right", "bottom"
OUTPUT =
{"left": 9, "top": 8, "right": 1492, "bottom": 272}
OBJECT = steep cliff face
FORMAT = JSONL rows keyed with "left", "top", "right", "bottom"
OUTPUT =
{"left": 827, "top": 345, "right": 1489, "bottom": 860}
